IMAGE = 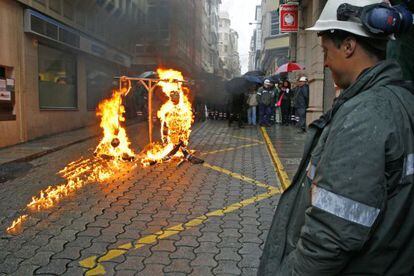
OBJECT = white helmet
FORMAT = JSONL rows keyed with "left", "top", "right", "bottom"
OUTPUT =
{"left": 264, "top": 79, "right": 272, "bottom": 85}
{"left": 306, "top": 0, "right": 386, "bottom": 38}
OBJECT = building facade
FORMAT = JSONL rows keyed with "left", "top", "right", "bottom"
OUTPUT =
{"left": 218, "top": 11, "right": 241, "bottom": 79}
{"left": 0, "top": 0, "right": 227, "bottom": 148}
{"left": 248, "top": 5, "right": 262, "bottom": 71}
{"left": 289, "top": 0, "right": 335, "bottom": 123}
{"left": 258, "top": 0, "right": 290, "bottom": 75}
{"left": 0, "top": 0, "right": 142, "bottom": 148}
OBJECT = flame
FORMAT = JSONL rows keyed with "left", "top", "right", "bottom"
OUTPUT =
{"left": 94, "top": 82, "right": 135, "bottom": 160}
{"left": 6, "top": 82, "right": 136, "bottom": 233}
{"left": 6, "top": 215, "right": 28, "bottom": 233}
{"left": 141, "top": 69, "right": 193, "bottom": 166}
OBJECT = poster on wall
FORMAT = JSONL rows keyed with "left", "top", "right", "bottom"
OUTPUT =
{"left": 280, "top": 3, "right": 299, "bottom": 33}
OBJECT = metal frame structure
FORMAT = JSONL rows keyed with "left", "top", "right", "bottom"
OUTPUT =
{"left": 115, "top": 76, "right": 191, "bottom": 144}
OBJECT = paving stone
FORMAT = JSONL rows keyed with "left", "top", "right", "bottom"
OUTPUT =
{"left": 23, "top": 251, "right": 54, "bottom": 266}
{"left": 239, "top": 253, "right": 261, "bottom": 269}
{"left": 239, "top": 232, "right": 262, "bottom": 244}
{"left": 140, "top": 263, "right": 165, "bottom": 275}
{"left": 13, "top": 245, "right": 38, "bottom": 259}
{"left": 197, "top": 232, "right": 221, "bottom": 243}
{"left": 34, "top": 258, "right": 71, "bottom": 274}
{"left": 191, "top": 253, "right": 217, "bottom": 267}
{"left": 170, "top": 246, "right": 195, "bottom": 260}
{"left": 213, "top": 260, "right": 241, "bottom": 275}
{"left": 164, "top": 259, "right": 192, "bottom": 273}
{"left": 241, "top": 267, "right": 259, "bottom": 276}
{"left": 0, "top": 256, "right": 22, "bottom": 274}
{"left": 216, "top": 247, "right": 242, "bottom": 262}
{"left": 189, "top": 266, "right": 213, "bottom": 275}
{"left": 24, "top": 234, "right": 51, "bottom": 247}
{"left": 152, "top": 239, "right": 176, "bottom": 253}
{"left": 66, "top": 236, "right": 94, "bottom": 248}
{"left": 144, "top": 251, "right": 171, "bottom": 265}
{"left": 194, "top": 241, "right": 220, "bottom": 254}
{"left": 77, "top": 226, "right": 102, "bottom": 237}
{"left": 52, "top": 246, "right": 83, "bottom": 260}
{"left": 239, "top": 242, "right": 262, "bottom": 255}
{"left": 40, "top": 238, "right": 68, "bottom": 252}
{"left": 175, "top": 235, "right": 199, "bottom": 248}
{"left": 54, "top": 229, "right": 78, "bottom": 242}
{"left": 63, "top": 266, "right": 86, "bottom": 275}
{"left": 114, "top": 256, "right": 145, "bottom": 272}
{"left": 9, "top": 263, "right": 39, "bottom": 276}
{"left": 219, "top": 228, "right": 241, "bottom": 239}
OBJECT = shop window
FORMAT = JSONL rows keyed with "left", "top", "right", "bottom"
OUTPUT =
{"left": 38, "top": 44, "right": 77, "bottom": 109}
{"left": 86, "top": 59, "right": 117, "bottom": 110}
{"left": 0, "top": 66, "right": 16, "bottom": 121}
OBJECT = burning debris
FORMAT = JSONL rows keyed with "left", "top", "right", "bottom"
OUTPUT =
{"left": 141, "top": 69, "right": 203, "bottom": 167}
{"left": 5, "top": 68, "right": 203, "bottom": 234}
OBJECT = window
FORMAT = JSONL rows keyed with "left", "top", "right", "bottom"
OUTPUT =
{"left": 38, "top": 44, "right": 77, "bottom": 109}
{"left": 86, "top": 59, "right": 118, "bottom": 110}
{"left": 271, "top": 10, "right": 280, "bottom": 36}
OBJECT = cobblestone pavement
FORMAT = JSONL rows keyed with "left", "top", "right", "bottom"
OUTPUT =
{"left": 0, "top": 121, "right": 282, "bottom": 275}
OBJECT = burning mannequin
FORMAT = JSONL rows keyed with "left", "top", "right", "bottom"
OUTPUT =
{"left": 141, "top": 69, "right": 203, "bottom": 166}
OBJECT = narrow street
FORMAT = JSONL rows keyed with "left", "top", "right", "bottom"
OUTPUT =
{"left": 0, "top": 121, "right": 305, "bottom": 275}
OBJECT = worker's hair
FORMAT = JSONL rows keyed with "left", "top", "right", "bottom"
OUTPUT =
{"left": 318, "top": 29, "right": 387, "bottom": 61}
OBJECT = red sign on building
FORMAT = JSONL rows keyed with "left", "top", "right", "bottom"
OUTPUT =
{"left": 280, "top": 3, "right": 299, "bottom": 33}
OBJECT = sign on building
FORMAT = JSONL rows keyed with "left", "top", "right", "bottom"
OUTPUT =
{"left": 280, "top": 3, "right": 299, "bottom": 33}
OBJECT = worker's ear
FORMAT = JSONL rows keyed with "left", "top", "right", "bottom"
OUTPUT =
{"left": 342, "top": 36, "right": 357, "bottom": 59}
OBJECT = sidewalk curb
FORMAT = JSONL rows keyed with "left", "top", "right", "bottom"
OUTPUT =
{"left": 2, "top": 120, "right": 206, "bottom": 166}
{"left": 260, "top": 127, "right": 291, "bottom": 191}
{"left": 2, "top": 135, "right": 98, "bottom": 166}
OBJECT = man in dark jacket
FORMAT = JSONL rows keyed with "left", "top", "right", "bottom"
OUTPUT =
{"left": 258, "top": 0, "right": 414, "bottom": 275}
{"left": 257, "top": 79, "right": 276, "bottom": 127}
{"left": 293, "top": 76, "right": 309, "bottom": 133}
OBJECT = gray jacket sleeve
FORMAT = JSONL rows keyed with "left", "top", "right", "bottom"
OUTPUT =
{"left": 280, "top": 94, "right": 398, "bottom": 275}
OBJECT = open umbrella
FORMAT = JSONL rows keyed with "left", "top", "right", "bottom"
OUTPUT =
{"left": 275, "top": 62, "right": 305, "bottom": 74}
{"left": 244, "top": 70, "right": 265, "bottom": 77}
{"left": 243, "top": 74, "right": 263, "bottom": 84}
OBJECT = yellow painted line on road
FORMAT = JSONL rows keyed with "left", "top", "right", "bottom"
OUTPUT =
{"left": 201, "top": 142, "right": 263, "bottom": 156}
{"left": 80, "top": 163, "right": 281, "bottom": 275}
{"left": 231, "top": 135, "right": 262, "bottom": 143}
{"left": 203, "top": 162, "right": 280, "bottom": 194}
{"left": 260, "top": 127, "right": 291, "bottom": 191}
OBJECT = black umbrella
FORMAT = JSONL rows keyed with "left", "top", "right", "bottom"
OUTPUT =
{"left": 267, "top": 74, "right": 281, "bottom": 83}
{"left": 225, "top": 77, "right": 256, "bottom": 95}
{"left": 244, "top": 70, "right": 265, "bottom": 77}
{"left": 243, "top": 75, "right": 264, "bottom": 84}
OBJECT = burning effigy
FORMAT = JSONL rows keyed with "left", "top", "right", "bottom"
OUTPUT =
{"left": 141, "top": 69, "right": 203, "bottom": 166}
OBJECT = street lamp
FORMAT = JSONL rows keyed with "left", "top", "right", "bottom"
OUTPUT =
{"left": 249, "top": 22, "right": 262, "bottom": 25}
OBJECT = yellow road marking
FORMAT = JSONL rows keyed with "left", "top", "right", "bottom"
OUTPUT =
{"left": 260, "top": 127, "right": 291, "bottom": 190}
{"left": 80, "top": 163, "right": 281, "bottom": 275}
{"left": 201, "top": 142, "right": 263, "bottom": 156}
{"left": 231, "top": 135, "right": 262, "bottom": 143}
{"left": 203, "top": 163, "right": 280, "bottom": 193}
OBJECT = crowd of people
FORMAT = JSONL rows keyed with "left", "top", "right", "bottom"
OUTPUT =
{"left": 230, "top": 76, "right": 309, "bottom": 133}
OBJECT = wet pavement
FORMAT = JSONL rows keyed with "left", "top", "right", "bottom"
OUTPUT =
{"left": 0, "top": 121, "right": 306, "bottom": 275}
